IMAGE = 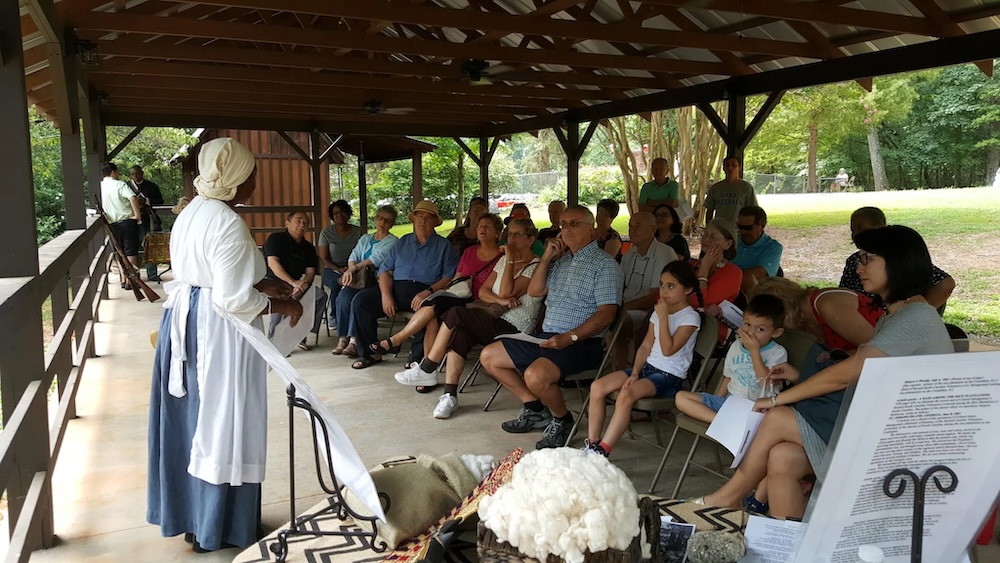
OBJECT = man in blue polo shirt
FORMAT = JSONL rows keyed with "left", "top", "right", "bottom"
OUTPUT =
{"left": 732, "top": 205, "right": 783, "bottom": 293}
{"left": 351, "top": 200, "right": 459, "bottom": 369}
{"left": 480, "top": 205, "right": 623, "bottom": 450}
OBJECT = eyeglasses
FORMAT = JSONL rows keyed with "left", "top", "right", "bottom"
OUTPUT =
{"left": 736, "top": 223, "right": 756, "bottom": 231}
{"left": 560, "top": 220, "right": 591, "bottom": 229}
{"left": 857, "top": 251, "right": 879, "bottom": 265}
{"left": 654, "top": 212, "right": 672, "bottom": 219}
{"left": 375, "top": 215, "right": 394, "bottom": 223}
{"left": 507, "top": 231, "right": 529, "bottom": 239}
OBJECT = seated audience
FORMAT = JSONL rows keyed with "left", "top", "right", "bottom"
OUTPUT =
{"left": 350, "top": 201, "right": 459, "bottom": 369}
{"left": 537, "top": 200, "right": 566, "bottom": 243}
{"left": 594, "top": 198, "right": 623, "bottom": 261}
{"left": 585, "top": 261, "right": 701, "bottom": 457}
{"left": 840, "top": 206, "right": 955, "bottom": 311}
{"left": 692, "top": 219, "right": 743, "bottom": 340}
{"left": 695, "top": 226, "right": 952, "bottom": 519}
{"left": 318, "top": 200, "right": 362, "bottom": 325}
{"left": 614, "top": 212, "right": 678, "bottom": 367}
{"left": 675, "top": 294, "right": 787, "bottom": 423}
{"left": 480, "top": 205, "right": 623, "bottom": 450}
{"left": 732, "top": 206, "right": 783, "bottom": 293}
{"left": 264, "top": 211, "right": 327, "bottom": 350}
{"left": 447, "top": 196, "right": 488, "bottom": 254}
{"left": 368, "top": 214, "right": 503, "bottom": 363}
{"left": 639, "top": 157, "right": 680, "bottom": 212}
{"left": 653, "top": 203, "right": 691, "bottom": 260}
{"left": 393, "top": 218, "right": 544, "bottom": 417}
{"left": 705, "top": 156, "right": 758, "bottom": 226}
{"left": 332, "top": 205, "right": 399, "bottom": 356}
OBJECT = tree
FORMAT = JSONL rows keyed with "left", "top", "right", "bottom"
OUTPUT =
{"left": 859, "top": 76, "right": 916, "bottom": 190}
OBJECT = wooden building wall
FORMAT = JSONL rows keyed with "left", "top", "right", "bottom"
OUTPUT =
{"left": 182, "top": 129, "right": 331, "bottom": 246}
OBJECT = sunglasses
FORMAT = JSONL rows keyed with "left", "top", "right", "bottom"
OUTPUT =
{"left": 736, "top": 223, "right": 757, "bottom": 231}
{"left": 857, "top": 251, "right": 879, "bottom": 265}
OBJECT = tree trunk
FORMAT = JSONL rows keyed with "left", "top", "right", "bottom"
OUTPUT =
{"left": 867, "top": 124, "right": 889, "bottom": 191}
{"left": 455, "top": 152, "right": 465, "bottom": 225}
{"left": 987, "top": 145, "right": 1000, "bottom": 186}
{"left": 603, "top": 117, "right": 642, "bottom": 213}
{"left": 807, "top": 123, "right": 818, "bottom": 193}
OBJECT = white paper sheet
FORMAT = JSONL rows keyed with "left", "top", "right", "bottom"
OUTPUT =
{"left": 740, "top": 516, "right": 805, "bottom": 563}
{"left": 269, "top": 286, "right": 316, "bottom": 357}
{"left": 495, "top": 331, "right": 547, "bottom": 345}
{"left": 792, "top": 350, "right": 1000, "bottom": 563}
{"left": 219, "top": 297, "right": 385, "bottom": 522}
{"left": 720, "top": 299, "right": 744, "bottom": 331}
{"left": 706, "top": 396, "right": 765, "bottom": 468}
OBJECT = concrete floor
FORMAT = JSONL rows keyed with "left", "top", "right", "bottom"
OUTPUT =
{"left": 25, "top": 285, "right": 1000, "bottom": 562}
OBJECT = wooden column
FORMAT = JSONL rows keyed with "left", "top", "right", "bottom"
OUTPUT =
{"left": 554, "top": 122, "right": 599, "bottom": 207}
{"left": 83, "top": 90, "right": 107, "bottom": 207}
{"left": 49, "top": 38, "right": 86, "bottom": 230}
{"left": 0, "top": 0, "right": 53, "bottom": 547}
{"left": 308, "top": 130, "right": 324, "bottom": 242}
{"left": 726, "top": 94, "right": 747, "bottom": 162}
{"left": 358, "top": 142, "right": 368, "bottom": 232}
{"left": 698, "top": 91, "right": 783, "bottom": 166}
{"left": 478, "top": 136, "right": 490, "bottom": 199}
{"left": 412, "top": 150, "right": 423, "bottom": 203}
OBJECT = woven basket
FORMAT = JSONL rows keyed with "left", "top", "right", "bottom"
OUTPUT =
{"left": 477, "top": 496, "right": 660, "bottom": 563}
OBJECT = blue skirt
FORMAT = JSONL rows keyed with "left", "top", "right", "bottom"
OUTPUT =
{"left": 147, "top": 286, "right": 261, "bottom": 550}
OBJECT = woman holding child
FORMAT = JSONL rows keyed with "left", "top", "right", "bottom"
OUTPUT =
{"left": 585, "top": 261, "right": 702, "bottom": 457}
{"left": 692, "top": 225, "right": 952, "bottom": 519}
{"left": 393, "top": 217, "right": 543, "bottom": 416}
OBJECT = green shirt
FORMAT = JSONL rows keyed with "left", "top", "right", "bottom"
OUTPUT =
{"left": 638, "top": 179, "right": 680, "bottom": 205}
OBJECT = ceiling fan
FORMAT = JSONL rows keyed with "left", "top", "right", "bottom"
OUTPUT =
{"left": 460, "top": 59, "right": 517, "bottom": 85}
{"left": 362, "top": 99, "right": 416, "bottom": 116}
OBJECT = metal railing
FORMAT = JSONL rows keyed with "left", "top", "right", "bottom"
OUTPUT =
{"left": 0, "top": 219, "right": 111, "bottom": 562}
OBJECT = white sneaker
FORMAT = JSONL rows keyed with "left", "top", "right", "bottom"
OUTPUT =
{"left": 433, "top": 394, "right": 459, "bottom": 419}
{"left": 394, "top": 364, "right": 437, "bottom": 386}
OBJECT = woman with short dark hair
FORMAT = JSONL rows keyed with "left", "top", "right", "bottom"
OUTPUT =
{"left": 594, "top": 198, "right": 622, "bottom": 260}
{"left": 695, "top": 225, "right": 952, "bottom": 519}
{"left": 318, "top": 199, "right": 362, "bottom": 327}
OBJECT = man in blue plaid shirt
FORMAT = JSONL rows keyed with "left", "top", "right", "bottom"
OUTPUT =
{"left": 481, "top": 205, "right": 623, "bottom": 449}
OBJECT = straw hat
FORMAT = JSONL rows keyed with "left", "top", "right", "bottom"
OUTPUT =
{"left": 408, "top": 200, "right": 443, "bottom": 226}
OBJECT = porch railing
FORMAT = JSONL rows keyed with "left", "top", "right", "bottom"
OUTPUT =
{"left": 0, "top": 219, "right": 111, "bottom": 562}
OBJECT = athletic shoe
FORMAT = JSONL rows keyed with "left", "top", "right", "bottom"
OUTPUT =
{"left": 394, "top": 363, "right": 437, "bottom": 386}
{"left": 536, "top": 416, "right": 573, "bottom": 449}
{"left": 581, "top": 439, "right": 609, "bottom": 457}
{"left": 501, "top": 407, "right": 552, "bottom": 433}
{"left": 433, "top": 394, "right": 459, "bottom": 419}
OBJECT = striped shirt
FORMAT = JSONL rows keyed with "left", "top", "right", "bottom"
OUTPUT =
{"left": 542, "top": 241, "right": 624, "bottom": 337}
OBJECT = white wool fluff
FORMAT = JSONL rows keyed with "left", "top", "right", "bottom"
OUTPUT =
{"left": 461, "top": 454, "right": 496, "bottom": 482}
{"left": 478, "top": 448, "right": 640, "bottom": 563}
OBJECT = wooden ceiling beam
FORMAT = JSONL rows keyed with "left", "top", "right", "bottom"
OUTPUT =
{"left": 88, "top": 45, "right": 617, "bottom": 101}
{"left": 144, "top": 0, "right": 822, "bottom": 58}
{"left": 72, "top": 12, "right": 740, "bottom": 73}
{"left": 642, "top": 0, "right": 939, "bottom": 36}
{"left": 92, "top": 79, "right": 554, "bottom": 115}
{"left": 85, "top": 60, "right": 588, "bottom": 107}
{"left": 101, "top": 110, "right": 487, "bottom": 136}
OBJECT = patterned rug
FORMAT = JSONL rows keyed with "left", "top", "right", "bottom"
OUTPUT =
{"left": 234, "top": 460, "right": 748, "bottom": 563}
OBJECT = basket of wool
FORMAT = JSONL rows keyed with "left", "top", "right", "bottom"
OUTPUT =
{"left": 477, "top": 449, "right": 659, "bottom": 563}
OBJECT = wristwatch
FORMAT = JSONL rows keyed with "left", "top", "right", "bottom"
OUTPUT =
{"left": 569, "top": 331, "right": 579, "bottom": 342}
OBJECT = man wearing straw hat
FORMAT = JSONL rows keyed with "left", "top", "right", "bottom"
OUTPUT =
{"left": 350, "top": 200, "right": 459, "bottom": 369}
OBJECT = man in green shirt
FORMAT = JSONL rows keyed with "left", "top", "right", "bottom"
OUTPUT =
{"left": 638, "top": 157, "right": 680, "bottom": 212}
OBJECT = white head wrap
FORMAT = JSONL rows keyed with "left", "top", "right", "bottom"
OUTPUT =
{"left": 193, "top": 138, "right": 256, "bottom": 202}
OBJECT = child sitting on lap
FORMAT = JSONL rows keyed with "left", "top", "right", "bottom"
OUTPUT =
{"left": 584, "top": 261, "right": 702, "bottom": 457}
{"left": 675, "top": 294, "right": 788, "bottom": 423}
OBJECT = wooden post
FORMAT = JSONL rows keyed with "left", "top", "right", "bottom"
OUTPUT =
{"left": 358, "top": 142, "right": 368, "bottom": 232}
{"left": 412, "top": 149, "right": 423, "bottom": 203}
{"left": 308, "top": 130, "right": 324, "bottom": 243}
{"left": 726, "top": 93, "right": 747, "bottom": 163}
{"left": 83, "top": 89, "right": 107, "bottom": 208}
{"left": 478, "top": 136, "right": 490, "bottom": 199}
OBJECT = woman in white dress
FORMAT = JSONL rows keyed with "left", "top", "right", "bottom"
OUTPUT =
{"left": 147, "top": 138, "right": 302, "bottom": 552}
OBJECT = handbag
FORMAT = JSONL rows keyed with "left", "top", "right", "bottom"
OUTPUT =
{"left": 440, "top": 253, "right": 503, "bottom": 300}
{"left": 343, "top": 265, "right": 376, "bottom": 290}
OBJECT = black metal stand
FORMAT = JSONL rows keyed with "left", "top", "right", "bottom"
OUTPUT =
{"left": 269, "top": 385, "right": 391, "bottom": 562}
{"left": 882, "top": 465, "right": 958, "bottom": 563}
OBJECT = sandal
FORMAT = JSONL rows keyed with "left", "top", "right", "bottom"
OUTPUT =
{"left": 369, "top": 339, "right": 399, "bottom": 356}
{"left": 352, "top": 356, "right": 382, "bottom": 370}
{"left": 331, "top": 337, "right": 349, "bottom": 355}
{"left": 416, "top": 384, "right": 440, "bottom": 394}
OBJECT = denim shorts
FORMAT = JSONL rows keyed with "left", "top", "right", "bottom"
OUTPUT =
{"left": 699, "top": 392, "right": 728, "bottom": 412}
{"left": 624, "top": 364, "right": 683, "bottom": 398}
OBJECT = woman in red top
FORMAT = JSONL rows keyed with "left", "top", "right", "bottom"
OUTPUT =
{"left": 691, "top": 219, "right": 742, "bottom": 340}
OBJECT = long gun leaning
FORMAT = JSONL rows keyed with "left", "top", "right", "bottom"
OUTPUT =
{"left": 93, "top": 197, "right": 161, "bottom": 302}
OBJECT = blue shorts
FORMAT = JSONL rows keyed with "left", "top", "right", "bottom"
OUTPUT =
{"left": 624, "top": 364, "right": 683, "bottom": 398}
{"left": 501, "top": 333, "right": 604, "bottom": 382}
{"left": 699, "top": 393, "right": 728, "bottom": 412}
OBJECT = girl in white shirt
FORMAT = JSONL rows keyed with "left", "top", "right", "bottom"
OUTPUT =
{"left": 585, "top": 260, "right": 702, "bottom": 457}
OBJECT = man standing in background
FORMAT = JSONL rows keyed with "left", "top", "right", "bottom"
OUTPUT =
{"left": 129, "top": 165, "right": 164, "bottom": 281}
{"left": 101, "top": 162, "right": 143, "bottom": 289}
